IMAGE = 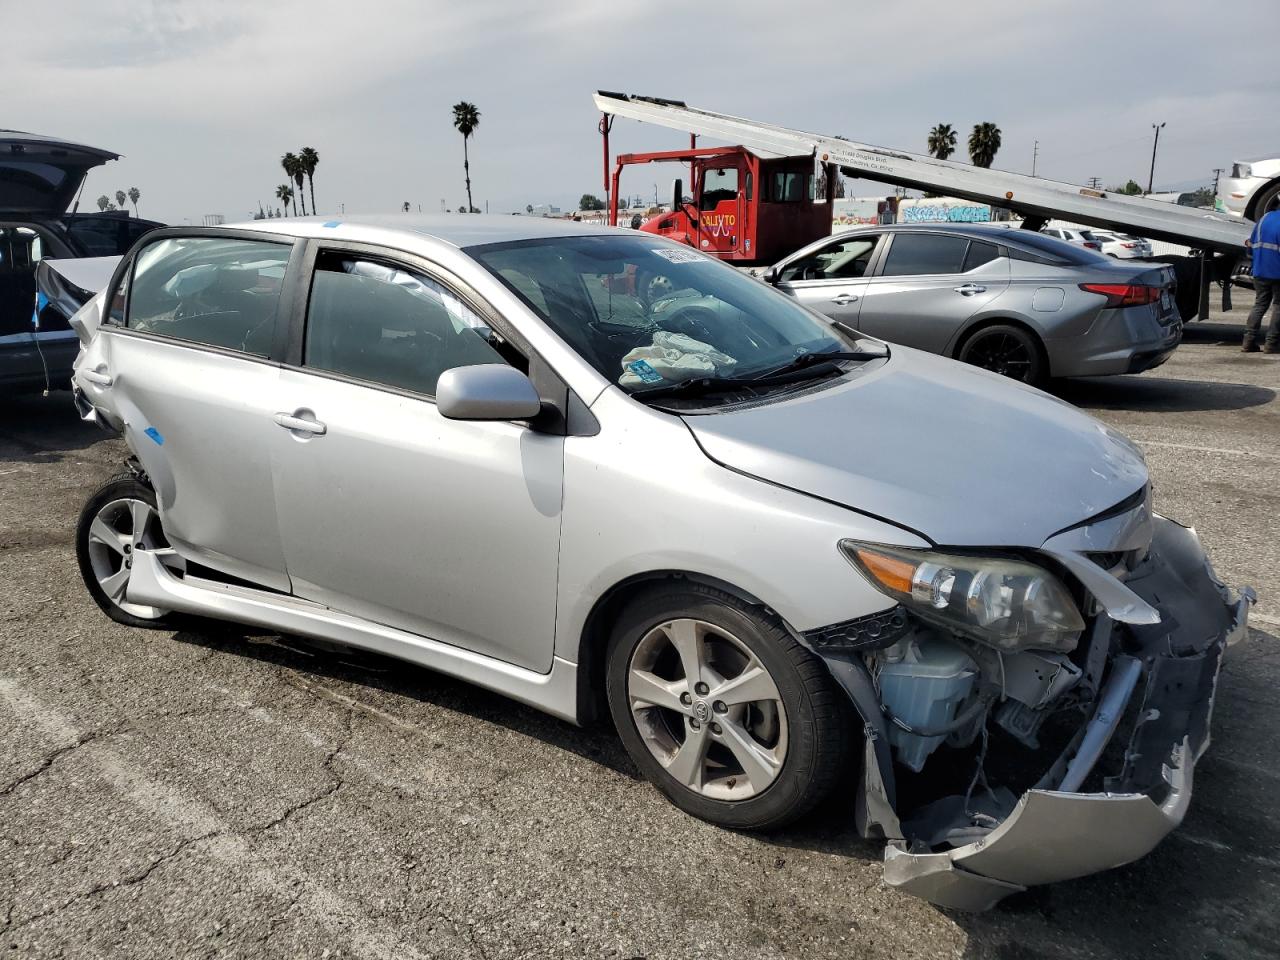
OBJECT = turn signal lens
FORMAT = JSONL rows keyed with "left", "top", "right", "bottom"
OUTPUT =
{"left": 852, "top": 548, "right": 915, "bottom": 594}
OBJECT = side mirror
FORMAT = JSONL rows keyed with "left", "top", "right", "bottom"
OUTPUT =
{"left": 436, "top": 364, "right": 542, "bottom": 422}
{"left": 671, "top": 178, "right": 683, "bottom": 213}
{"left": 761, "top": 265, "right": 780, "bottom": 285}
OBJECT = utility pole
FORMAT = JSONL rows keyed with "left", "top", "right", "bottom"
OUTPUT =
{"left": 1031, "top": 140, "right": 1039, "bottom": 177}
{"left": 1147, "top": 122, "right": 1165, "bottom": 195}
{"left": 1087, "top": 177, "right": 1102, "bottom": 190}
{"left": 1212, "top": 167, "right": 1224, "bottom": 196}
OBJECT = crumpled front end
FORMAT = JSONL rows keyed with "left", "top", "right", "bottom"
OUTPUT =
{"left": 811, "top": 509, "right": 1253, "bottom": 911}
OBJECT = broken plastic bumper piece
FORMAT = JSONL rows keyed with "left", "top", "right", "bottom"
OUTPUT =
{"left": 881, "top": 517, "right": 1252, "bottom": 911}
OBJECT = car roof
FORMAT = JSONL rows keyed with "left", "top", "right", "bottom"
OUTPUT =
{"left": 837, "top": 223, "right": 1034, "bottom": 241}
{"left": 221, "top": 214, "right": 625, "bottom": 249}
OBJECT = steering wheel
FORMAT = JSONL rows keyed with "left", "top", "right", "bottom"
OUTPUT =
{"left": 660, "top": 303, "right": 719, "bottom": 343}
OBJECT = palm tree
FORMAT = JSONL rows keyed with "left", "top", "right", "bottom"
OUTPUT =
{"left": 276, "top": 183, "right": 294, "bottom": 217}
{"left": 452, "top": 102, "right": 481, "bottom": 213}
{"left": 114, "top": 190, "right": 127, "bottom": 211}
{"left": 281, "top": 153, "right": 306, "bottom": 215}
{"left": 299, "top": 147, "right": 319, "bottom": 215}
{"left": 968, "top": 123, "right": 1003, "bottom": 168}
{"left": 927, "top": 123, "right": 957, "bottom": 160}
{"left": 96, "top": 195, "right": 110, "bottom": 212}
{"left": 128, "top": 187, "right": 140, "bottom": 216}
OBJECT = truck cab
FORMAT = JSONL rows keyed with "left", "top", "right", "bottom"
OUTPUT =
{"left": 609, "top": 144, "right": 834, "bottom": 265}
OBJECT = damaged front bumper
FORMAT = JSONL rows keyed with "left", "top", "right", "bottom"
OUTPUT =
{"left": 834, "top": 517, "right": 1254, "bottom": 911}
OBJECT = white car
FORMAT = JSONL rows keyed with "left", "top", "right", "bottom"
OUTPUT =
{"left": 1041, "top": 226, "right": 1103, "bottom": 253}
{"left": 1090, "top": 231, "right": 1152, "bottom": 259}
{"left": 1216, "top": 157, "right": 1280, "bottom": 220}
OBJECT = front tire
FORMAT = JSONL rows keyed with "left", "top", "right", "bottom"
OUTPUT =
{"left": 605, "top": 584, "right": 852, "bottom": 830}
{"left": 76, "top": 474, "right": 176, "bottom": 628}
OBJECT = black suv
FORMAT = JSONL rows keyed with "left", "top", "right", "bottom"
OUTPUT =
{"left": 1, "top": 130, "right": 162, "bottom": 394}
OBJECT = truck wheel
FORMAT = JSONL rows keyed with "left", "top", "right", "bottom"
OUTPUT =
{"left": 76, "top": 474, "right": 175, "bottom": 628}
{"left": 958, "top": 324, "right": 1046, "bottom": 385}
{"left": 605, "top": 584, "right": 852, "bottom": 830}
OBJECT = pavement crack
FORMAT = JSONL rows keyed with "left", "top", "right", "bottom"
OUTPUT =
{"left": 0, "top": 728, "right": 120, "bottom": 797}
{"left": 5, "top": 829, "right": 220, "bottom": 934}
{"left": 247, "top": 706, "right": 355, "bottom": 836}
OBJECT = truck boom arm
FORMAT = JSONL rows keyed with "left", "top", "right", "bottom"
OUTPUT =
{"left": 593, "top": 91, "right": 1250, "bottom": 255}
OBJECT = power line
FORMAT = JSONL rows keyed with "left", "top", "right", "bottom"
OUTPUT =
{"left": 1212, "top": 168, "right": 1224, "bottom": 195}
{"left": 1087, "top": 177, "right": 1102, "bottom": 190}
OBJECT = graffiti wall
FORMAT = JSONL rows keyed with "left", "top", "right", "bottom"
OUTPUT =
{"left": 898, "top": 200, "right": 993, "bottom": 223}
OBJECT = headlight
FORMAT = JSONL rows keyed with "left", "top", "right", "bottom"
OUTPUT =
{"left": 841, "top": 541, "right": 1085, "bottom": 653}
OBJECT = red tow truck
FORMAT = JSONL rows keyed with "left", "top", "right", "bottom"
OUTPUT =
{"left": 600, "top": 95, "right": 836, "bottom": 265}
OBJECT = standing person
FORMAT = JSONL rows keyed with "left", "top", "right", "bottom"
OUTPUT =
{"left": 1243, "top": 207, "right": 1280, "bottom": 353}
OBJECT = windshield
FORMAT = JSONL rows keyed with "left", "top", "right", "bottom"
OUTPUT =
{"left": 468, "top": 234, "right": 864, "bottom": 399}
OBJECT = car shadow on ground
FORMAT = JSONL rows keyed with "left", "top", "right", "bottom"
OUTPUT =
{"left": 1050, "top": 374, "right": 1275, "bottom": 413}
{"left": 169, "top": 621, "right": 643, "bottom": 781}
{"left": 0, "top": 391, "right": 108, "bottom": 463}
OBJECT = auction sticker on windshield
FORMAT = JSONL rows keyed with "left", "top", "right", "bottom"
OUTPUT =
{"left": 650, "top": 248, "right": 708, "bottom": 264}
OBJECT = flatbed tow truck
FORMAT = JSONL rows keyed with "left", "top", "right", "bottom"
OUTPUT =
{"left": 595, "top": 91, "right": 1251, "bottom": 321}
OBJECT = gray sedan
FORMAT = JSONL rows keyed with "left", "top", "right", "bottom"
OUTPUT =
{"left": 764, "top": 224, "right": 1181, "bottom": 383}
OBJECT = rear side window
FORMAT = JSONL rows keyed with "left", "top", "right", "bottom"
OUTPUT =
{"left": 963, "top": 240, "right": 1000, "bottom": 272}
{"left": 125, "top": 236, "right": 290, "bottom": 356}
{"left": 879, "top": 233, "right": 970, "bottom": 276}
{"left": 303, "top": 254, "right": 516, "bottom": 397}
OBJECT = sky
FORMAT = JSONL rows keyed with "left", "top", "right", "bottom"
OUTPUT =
{"left": 6, "top": 0, "right": 1278, "bottom": 225}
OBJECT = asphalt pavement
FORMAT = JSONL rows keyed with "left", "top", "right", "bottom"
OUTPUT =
{"left": 1, "top": 315, "right": 1277, "bottom": 959}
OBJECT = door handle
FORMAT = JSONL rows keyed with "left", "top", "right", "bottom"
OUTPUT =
{"left": 81, "top": 369, "right": 113, "bottom": 387}
{"left": 830, "top": 293, "right": 859, "bottom": 305}
{"left": 954, "top": 284, "right": 987, "bottom": 295}
{"left": 273, "top": 412, "right": 327, "bottom": 436}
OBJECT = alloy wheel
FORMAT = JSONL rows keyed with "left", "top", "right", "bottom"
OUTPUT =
{"left": 85, "top": 497, "right": 180, "bottom": 620}
{"left": 966, "top": 331, "right": 1034, "bottom": 380}
{"left": 626, "top": 618, "right": 788, "bottom": 800}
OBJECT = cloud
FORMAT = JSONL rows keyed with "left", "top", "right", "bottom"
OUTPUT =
{"left": 4, "top": 0, "right": 1276, "bottom": 222}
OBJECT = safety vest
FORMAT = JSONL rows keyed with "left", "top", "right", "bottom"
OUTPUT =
{"left": 1251, "top": 210, "right": 1280, "bottom": 280}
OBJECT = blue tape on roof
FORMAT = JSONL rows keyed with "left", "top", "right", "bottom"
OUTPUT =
{"left": 323, "top": 220, "right": 341, "bottom": 228}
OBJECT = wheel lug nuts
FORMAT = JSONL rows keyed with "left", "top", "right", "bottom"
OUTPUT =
{"left": 694, "top": 682, "right": 709, "bottom": 696}
{"left": 680, "top": 692, "right": 692, "bottom": 705}
{"left": 710, "top": 722, "right": 721, "bottom": 735}
{"left": 123, "top": 544, "right": 131, "bottom": 553}
{"left": 689, "top": 718, "right": 701, "bottom": 730}
{"left": 713, "top": 700, "right": 726, "bottom": 714}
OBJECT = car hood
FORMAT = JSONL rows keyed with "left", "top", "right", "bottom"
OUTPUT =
{"left": 0, "top": 130, "right": 119, "bottom": 215}
{"left": 683, "top": 348, "right": 1148, "bottom": 547}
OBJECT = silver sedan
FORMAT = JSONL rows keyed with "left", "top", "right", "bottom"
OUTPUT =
{"left": 68, "top": 216, "right": 1248, "bottom": 910}
{"left": 764, "top": 223, "right": 1181, "bottom": 383}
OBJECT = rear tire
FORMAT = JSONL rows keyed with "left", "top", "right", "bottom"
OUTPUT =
{"left": 76, "top": 474, "right": 175, "bottom": 629}
{"left": 605, "top": 584, "right": 852, "bottom": 831}
{"left": 957, "top": 323, "right": 1046, "bottom": 385}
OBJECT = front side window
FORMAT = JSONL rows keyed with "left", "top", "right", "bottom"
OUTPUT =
{"left": 304, "top": 255, "right": 514, "bottom": 396}
{"left": 126, "top": 236, "right": 290, "bottom": 355}
{"left": 700, "top": 166, "right": 739, "bottom": 211}
{"left": 879, "top": 233, "right": 971, "bottom": 276}
{"left": 778, "top": 235, "right": 880, "bottom": 282}
{"left": 471, "top": 234, "right": 867, "bottom": 402}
